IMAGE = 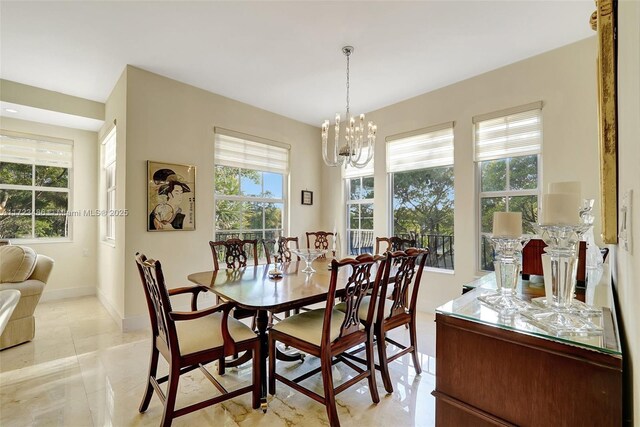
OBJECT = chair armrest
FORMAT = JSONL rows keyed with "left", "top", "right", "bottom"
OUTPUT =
{"left": 30, "top": 255, "right": 54, "bottom": 283}
{"left": 170, "top": 302, "right": 231, "bottom": 321}
{"left": 168, "top": 285, "right": 209, "bottom": 310}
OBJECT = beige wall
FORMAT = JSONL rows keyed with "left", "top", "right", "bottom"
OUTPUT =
{"left": 615, "top": 0, "right": 640, "bottom": 423}
{"left": 0, "top": 117, "right": 98, "bottom": 299}
{"left": 323, "top": 37, "right": 600, "bottom": 313}
{"left": 97, "top": 69, "right": 128, "bottom": 323}
{"left": 120, "top": 66, "right": 322, "bottom": 326}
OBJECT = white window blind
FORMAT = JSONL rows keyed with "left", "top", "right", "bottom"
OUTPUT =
{"left": 214, "top": 129, "right": 289, "bottom": 174}
{"left": 386, "top": 123, "right": 454, "bottom": 173}
{"left": 102, "top": 128, "right": 116, "bottom": 167}
{"left": 0, "top": 132, "right": 73, "bottom": 167}
{"left": 344, "top": 146, "right": 374, "bottom": 178}
{"left": 473, "top": 105, "right": 542, "bottom": 162}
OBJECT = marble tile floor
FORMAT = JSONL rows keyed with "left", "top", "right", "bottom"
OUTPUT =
{"left": 0, "top": 296, "right": 437, "bottom": 426}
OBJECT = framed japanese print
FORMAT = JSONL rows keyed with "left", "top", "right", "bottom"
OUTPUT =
{"left": 147, "top": 161, "right": 196, "bottom": 231}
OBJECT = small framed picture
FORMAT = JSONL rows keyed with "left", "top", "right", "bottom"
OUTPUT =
{"left": 301, "top": 190, "right": 313, "bottom": 205}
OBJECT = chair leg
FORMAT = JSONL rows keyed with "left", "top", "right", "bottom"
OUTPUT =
{"left": 365, "top": 334, "right": 380, "bottom": 404}
{"left": 377, "top": 328, "right": 394, "bottom": 394}
{"left": 252, "top": 342, "right": 261, "bottom": 409}
{"left": 268, "top": 335, "right": 276, "bottom": 396}
{"left": 409, "top": 319, "right": 422, "bottom": 375}
{"left": 139, "top": 346, "right": 159, "bottom": 412}
{"left": 218, "top": 356, "right": 226, "bottom": 375}
{"left": 160, "top": 363, "right": 180, "bottom": 427}
{"left": 321, "top": 353, "right": 340, "bottom": 427}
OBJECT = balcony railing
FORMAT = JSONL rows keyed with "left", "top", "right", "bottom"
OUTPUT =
{"left": 348, "top": 231, "right": 455, "bottom": 271}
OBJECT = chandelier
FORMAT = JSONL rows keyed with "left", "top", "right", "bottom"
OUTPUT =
{"left": 322, "top": 46, "right": 376, "bottom": 168}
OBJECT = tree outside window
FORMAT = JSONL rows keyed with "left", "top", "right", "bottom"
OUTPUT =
{"left": 0, "top": 163, "right": 70, "bottom": 239}
{"left": 479, "top": 154, "right": 539, "bottom": 271}
{"left": 214, "top": 165, "right": 284, "bottom": 260}
{"left": 391, "top": 166, "right": 454, "bottom": 270}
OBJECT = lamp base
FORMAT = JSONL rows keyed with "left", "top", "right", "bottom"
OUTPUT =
{"left": 478, "top": 291, "right": 529, "bottom": 316}
{"left": 531, "top": 296, "right": 602, "bottom": 317}
{"left": 521, "top": 308, "right": 603, "bottom": 336}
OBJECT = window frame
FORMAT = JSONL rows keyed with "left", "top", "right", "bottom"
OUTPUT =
{"left": 473, "top": 104, "right": 543, "bottom": 273}
{"left": 213, "top": 165, "right": 288, "bottom": 245}
{"left": 345, "top": 175, "right": 374, "bottom": 256}
{"left": 0, "top": 131, "right": 73, "bottom": 243}
{"left": 386, "top": 123, "right": 455, "bottom": 272}
{"left": 476, "top": 154, "right": 541, "bottom": 272}
{"left": 101, "top": 127, "right": 116, "bottom": 242}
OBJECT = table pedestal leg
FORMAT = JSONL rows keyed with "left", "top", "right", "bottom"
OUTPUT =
{"left": 255, "top": 309, "right": 269, "bottom": 412}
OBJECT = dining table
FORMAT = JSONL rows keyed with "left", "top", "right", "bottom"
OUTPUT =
{"left": 187, "top": 258, "right": 374, "bottom": 409}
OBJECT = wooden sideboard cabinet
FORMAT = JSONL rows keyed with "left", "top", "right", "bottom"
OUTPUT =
{"left": 434, "top": 271, "right": 622, "bottom": 426}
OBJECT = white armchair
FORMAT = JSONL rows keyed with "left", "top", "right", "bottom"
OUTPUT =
{"left": 0, "top": 245, "right": 54, "bottom": 350}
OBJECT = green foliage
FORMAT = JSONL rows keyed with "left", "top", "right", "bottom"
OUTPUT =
{"left": 393, "top": 166, "right": 454, "bottom": 236}
{"left": 0, "top": 162, "right": 69, "bottom": 239}
{"left": 214, "top": 165, "right": 283, "bottom": 235}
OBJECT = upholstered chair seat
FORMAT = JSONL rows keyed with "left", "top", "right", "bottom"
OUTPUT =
{"left": 174, "top": 312, "right": 256, "bottom": 356}
{"left": 271, "top": 308, "right": 361, "bottom": 346}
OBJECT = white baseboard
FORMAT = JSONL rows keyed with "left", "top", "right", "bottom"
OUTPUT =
{"left": 122, "top": 314, "right": 149, "bottom": 332}
{"left": 96, "top": 289, "right": 124, "bottom": 328}
{"left": 40, "top": 286, "right": 96, "bottom": 302}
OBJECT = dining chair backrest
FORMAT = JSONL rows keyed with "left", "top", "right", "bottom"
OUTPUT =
{"left": 375, "top": 236, "right": 417, "bottom": 255}
{"left": 375, "top": 248, "right": 428, "bottom": 324}
{"left": 325, "top": 254, "right": 385, "bottom": 345}
{"left": 135, "top": 253, "right": 176, "bottom": 354}
{"left": 306, "top": 231, "right": 335, "bottom": 257}
{"left": 263, "top": 237, "right": 300, "bottom": 264}
{"left": 209, "top": 239, "right": 259, "bottom": 271}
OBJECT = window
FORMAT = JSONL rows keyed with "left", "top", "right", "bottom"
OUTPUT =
{"left": 0, "top": 131, "right": 73, "bottom": 240}
{"left": 214, "top": 129, "right": 289, "bottom": 257}
{"left": 345, "top": 147, "right": 374, "bottom": 255}
{"left": 387, "top": 123, "right": 455, "bottom": 270}
{"left": 101, "top": 127, "right": 116, "bottom": 241}
{"left": 474, "top": 103, "right": 542, "bottom": 271}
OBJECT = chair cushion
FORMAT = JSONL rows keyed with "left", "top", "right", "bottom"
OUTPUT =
{"left": 271, "top": 308, "right": 362, "bottom": 346}
{"left": 335, "top": 296, "right": 372, "bottom": 322}
{"left": 335, "top": 295, "right": 394, "bottom": 322}
{"left": 0, "top": 246, "right": 38, "bottom": 283}
{"left": 175, "top": 312, "right": 256, "bottom": 356}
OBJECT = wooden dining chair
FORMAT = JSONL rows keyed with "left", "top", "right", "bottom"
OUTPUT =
{"left": 209, "top": 238, "right": 259, "bottom": 271}
{"left": 268, "top": 254, "right": 385, "bottom": 427}
{"left": 337, "top": 248, "right": 428, "bottom": 394}
{"left": 375, "top": 236, "right": 417, "bottom": 255}
{"left": 306, "top": 231, "right": 335, "bottom": 258}
{"left": 135, "top": 253, "right": 261, "bottom": 427}
{"left": 209, "top": 239, "right": 260, "bottom": 372}
{"left": 262, "top": 236, "right": 300, "bottom": 264}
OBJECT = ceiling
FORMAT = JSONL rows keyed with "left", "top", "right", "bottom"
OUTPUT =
{"left": 0, "top": 1, "right": 596, "bottom": 127}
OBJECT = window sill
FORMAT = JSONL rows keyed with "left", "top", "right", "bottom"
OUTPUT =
{"left": 6, "top": 238, "right": 73, "bottom": 245}
{"left": 424, "top": 267, "right": 455, "bottom": 275}
{"left": 101, "top": 239, "right": 116, "bottom": 248}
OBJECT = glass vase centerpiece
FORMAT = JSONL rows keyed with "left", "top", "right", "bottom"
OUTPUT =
{"left": 478, "top": 212, "right": 530, "bottom": 316}
{"left": 522, "top": 187, "right": 603, "bottom": 336}
{"left": 290, "top": 248, "right": 327, "bottom": 273}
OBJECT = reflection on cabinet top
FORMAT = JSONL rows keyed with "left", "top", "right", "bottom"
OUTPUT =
{"left": 437, "top": 265, "right": 621, "bottom": 356}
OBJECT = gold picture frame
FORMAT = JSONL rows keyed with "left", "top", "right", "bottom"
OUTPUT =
{"left": 147, "top": 161, "right": 196, "bottom": 231}
{"left": 591, "top": 0, "right": 618, "bottom": 243}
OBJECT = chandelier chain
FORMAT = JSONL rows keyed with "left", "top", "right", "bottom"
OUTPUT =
{"left": 345, "top": 53, "right": 350, "bottom": 115}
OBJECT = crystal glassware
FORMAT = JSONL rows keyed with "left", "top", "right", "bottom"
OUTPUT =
{"left": 290, "top": 249, "right": 327, "bottom": 273}
{"left": 522, "top": 222, "right": 603, "bottom": 336}
{"left": 478, "top": 236, "right": 531, "bottom": 316}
